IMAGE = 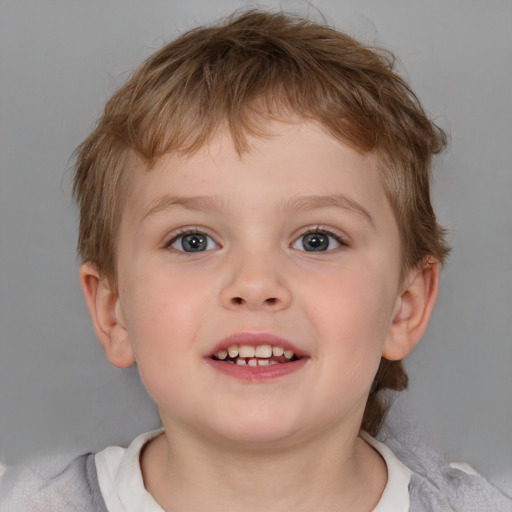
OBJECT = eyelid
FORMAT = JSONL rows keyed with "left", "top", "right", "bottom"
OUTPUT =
{"left": 164, "top": 227, "right": 220, "bottom": 251}
{"left": 291, "top": 225, "right": 348, "bottom": 251}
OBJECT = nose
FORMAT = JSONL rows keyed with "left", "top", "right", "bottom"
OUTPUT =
{"left": 219, "top": 251, "right": 292, "bottom": 311}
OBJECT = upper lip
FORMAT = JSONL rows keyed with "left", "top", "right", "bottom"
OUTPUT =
{"left": 208, "top": 332, "right": 308, "bottom": 358}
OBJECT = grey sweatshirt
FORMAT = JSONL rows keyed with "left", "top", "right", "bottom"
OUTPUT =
{"left": 1, "top": 433, "right": 511, "bottom": 512}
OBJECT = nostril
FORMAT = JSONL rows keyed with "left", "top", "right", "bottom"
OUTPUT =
{"left": 226, "top": 296, "right": 283, "bottom": 308}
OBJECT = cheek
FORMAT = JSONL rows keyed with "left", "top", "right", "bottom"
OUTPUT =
{"left": 304, "top": 266, "right": 397, "bottom": 382}
{"left": 119, "top": 271, "right": 200, "bottom": 366}
{"left": 311, "top": 268, "right": 395, "bottom": 339}
{"left": 312, "top": 276, "right": 393, "bottom": 407}
{"left": 120, "top": 277, "right": 203, "bottom": 409}
{"left": 123, "top": 259, "right": 207, "bottom": 324}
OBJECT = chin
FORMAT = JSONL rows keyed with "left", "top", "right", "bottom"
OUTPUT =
{"left": 202, "top": 408, "right": 307, "bottom": 449}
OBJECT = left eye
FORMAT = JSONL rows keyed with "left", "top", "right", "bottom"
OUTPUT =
{"left": 170, "top": 232, "right": 219, "bottom": 253}
{"left": 292, "top": 231, "right": 342, "bottom": 252}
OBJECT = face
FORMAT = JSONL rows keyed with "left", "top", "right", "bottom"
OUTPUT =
{"left": 112, "top": 121, "right": 405, "bottom": 447}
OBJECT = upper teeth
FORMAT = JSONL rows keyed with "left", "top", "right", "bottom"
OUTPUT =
{"left": 216, "top": 344, "right": 295, "bottom": 360}
{"left": 217, "top": 349, "right": 228, "bottom": 360}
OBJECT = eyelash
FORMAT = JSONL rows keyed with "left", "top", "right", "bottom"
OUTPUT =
{"left": 293, "top": 226, "right": 348, "bottom": 251}
{"left": 164, "top": 228, "right": 218, "bottom": 251}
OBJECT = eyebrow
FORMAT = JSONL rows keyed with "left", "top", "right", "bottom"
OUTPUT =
{"left": 282, "top": 194, "right": 375, "bottom": 228}
{"left": 141, "top": 193, "right": 375, "bottom": 228}
{"left": 141, "top": 195, "right": 225, "bottom": 222}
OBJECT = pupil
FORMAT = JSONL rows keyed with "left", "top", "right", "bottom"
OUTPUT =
{"left": 182, "top": 234, "right": 206, "bottom": 252}
{"left": 303, "top": 233, "right": 328, "bottom": 251}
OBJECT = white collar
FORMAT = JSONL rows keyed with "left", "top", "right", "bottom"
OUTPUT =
{"left": 360, "top": 432, "right": 411, "bottom": 512}
{"left": 95, "top": 429, "right": 164, "bottom": 512}
{"left": 95, "top": 430, "right": 411, "bottom": 512}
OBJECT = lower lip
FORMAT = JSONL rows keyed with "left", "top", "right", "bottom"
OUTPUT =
{"left": 205, "top": 358, "right": 308, "bottom": 382}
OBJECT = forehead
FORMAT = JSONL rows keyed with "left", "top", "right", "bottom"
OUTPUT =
{"left": 124, "top": 121, "right": 389, "bottom": 213}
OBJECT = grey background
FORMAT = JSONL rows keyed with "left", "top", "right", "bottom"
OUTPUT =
{"left": 1, "top": 0, "right": 511, "bottom": 490}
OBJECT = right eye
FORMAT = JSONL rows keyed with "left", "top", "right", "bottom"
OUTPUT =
{"left": 168, "top": 231, "right": 219, "bottom": 253}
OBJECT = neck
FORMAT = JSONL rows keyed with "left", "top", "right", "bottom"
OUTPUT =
{"left": 140, "top": 421, "right": 387, "bottom": 512}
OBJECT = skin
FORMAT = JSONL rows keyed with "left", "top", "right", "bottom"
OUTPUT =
{"left": 81, "top": 120, "right": 439, "bottom": 512}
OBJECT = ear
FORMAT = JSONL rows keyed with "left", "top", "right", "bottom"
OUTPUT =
{"left": 383, "top": 259, "right": 440, "bottom": 361}
{"left": 79, "top": 263, "right": 135, "bottom": 368}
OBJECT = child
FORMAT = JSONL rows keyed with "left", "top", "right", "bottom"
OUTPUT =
{"left": 1, "top": 9, "right": 511, "bottom": 512}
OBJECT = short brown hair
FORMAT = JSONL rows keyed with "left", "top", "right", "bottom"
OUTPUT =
{"left": 73, "top": 9, "right": 449, "bottom": 435}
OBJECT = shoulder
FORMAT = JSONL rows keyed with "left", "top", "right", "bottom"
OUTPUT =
{"left": 377, "top": 427, "right": 512, "bottom": 512}
{"left": 0, "top": 452, "right": 108, "bottom": 512}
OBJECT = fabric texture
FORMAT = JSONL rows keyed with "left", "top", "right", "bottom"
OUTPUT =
{"left": 377, "top": 426, "right": 512, "bottom": 512}
{"left": 1, "top": 428, "right": 511, "bottom": 512}
{"left": 0, "top": 452, "right": 108, "bottom": 512}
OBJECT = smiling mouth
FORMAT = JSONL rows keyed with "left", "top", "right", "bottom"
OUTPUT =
{"left": 210, "top": 344, "right": 301, "bottom": 366}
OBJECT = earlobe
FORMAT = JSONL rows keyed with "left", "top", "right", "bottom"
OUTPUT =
{"left": 383, "top": 259, "right": 440, "bottom": 361}
{"left": 79, "top": 263, "right": 135, "bottom": 368}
